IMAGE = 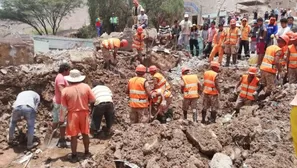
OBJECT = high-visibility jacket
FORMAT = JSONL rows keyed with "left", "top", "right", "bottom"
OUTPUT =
{"left": 132, "top": 33, "right": 145, "bottom": 50}
{"left": 239, "top": 75, "right": 259, "bottom": 100}
{"left": 102, "top": 38, "right": 121, "bottom": 49}
{"left": 203, "top": 70, "right": 219, "bottom": 95}
{"left": 153, "top": 72, "right": 171, "bottom": 90}
{"left": 212, "top": 30, "right": 226, "bottom": 46}
{"left": 240, "top": 25, "right": 251, "bottom": 41}
{"left": 280, "top": 45, "right": 288, "bottom": 67}
{"left": 128, "top": 77, "right": 149, "bottom": 108}
{"left": 288, "top": 45, "right": 297, "bottom": 69}
{"left": 182, "top": 74, "right": 199, "bottom": 98}
{"left": 224, "top": 27, "right": 239, "bottom": 45}
{"left": 151, "top": 88, "right": 171, "bottom": 105}
{"left": 260, "top": 45, "right": 282, "bottom": 74}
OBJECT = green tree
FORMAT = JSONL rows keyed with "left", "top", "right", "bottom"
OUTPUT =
{"left": 0, "top": 0, "right": 83, "bottom": 35}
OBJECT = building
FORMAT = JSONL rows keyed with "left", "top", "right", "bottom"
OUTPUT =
{"left": 268, "top": 0, "right": 296, "bottom": 10}
{"left": 184, "top": 0, "right": 202, "bottom": 24}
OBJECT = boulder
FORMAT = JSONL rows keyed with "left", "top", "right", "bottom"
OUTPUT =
{"left": 209, "top": 153, "right": 232, "bottom": 168}
{"left": 142, "top": 136, "right": 159, "bottom": 155}
{"left": 147, "top": 51, "right": 180, "bottom": 72}
{"left": 146, "top": 157, "right": 160, "bottom": 168}
{"left": 185, "top": 126, "right": 222, "bottom": 157}
{"left": 143, "top": 28, "right": 158, "bottom": 41}
{"left": 69, "top": 50, "right": 95, "bottom": 64}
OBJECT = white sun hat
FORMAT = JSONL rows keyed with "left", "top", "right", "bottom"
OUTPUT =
{"left": 64, "top": 69, "right": 86, "bottom": 83}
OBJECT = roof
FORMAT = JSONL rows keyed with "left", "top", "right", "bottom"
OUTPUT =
{"left": 238, "top": 0, "right": 264, "bottom": 6}
{"left": 202, "top": 11, "right": 227, "bottom": 19}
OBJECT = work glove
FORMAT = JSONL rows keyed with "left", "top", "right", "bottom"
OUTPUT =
{"left": 270, "top": 34, "right": 275, "bottom": 39}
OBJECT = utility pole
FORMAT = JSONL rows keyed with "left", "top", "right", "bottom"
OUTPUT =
{"left": 200, "top": 5, "right": 203, "bottom": 25}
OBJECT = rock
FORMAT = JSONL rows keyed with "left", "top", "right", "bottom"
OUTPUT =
{"left": 146, "top": 157, "right": 160, "bottom": 168}
{"left": 209, "top": 153, "right": 232, "bottom": 168}
{"left": 0, "top": 69, "right": 7, "bottom": 75}
{"left": 187, "top": 156, "right": 204, "bottom": 168}
{"left": 143, "top": 28, "right": 158, "bottom": 41}
{"left": 69, "top": 50, "right": 95, "bottom": 63}
{"left": 1, "top": 113, "right": 10, "bottom": 120}
{"left": 114, "top": 148, "right": 122, "bottom": 159}
{"left": 263, "top": 128, "right": 281, "bottom": 143}
{"left": 186, "top": 126, "right": 222, "bottom": 157}
{"left": 142, "top": 136, "right": 159, "bottom": 155}
{"left": 173, "top": 129, "right": 184, "bottom": 140}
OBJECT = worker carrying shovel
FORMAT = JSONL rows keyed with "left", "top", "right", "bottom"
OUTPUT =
{"left": 100, "top": 38, "right": 128, "bottom": 69}
{"left": 233, "top": 67, "right": 261, "bottom": 116}
{"left": 131, "top": 26, "right": 146, "bottom": 64}
{"left": 180, "top": 67, "right": 202, "bottom": 122}
{"left": 150, "top": 88, "right": 172, "bottom": 123}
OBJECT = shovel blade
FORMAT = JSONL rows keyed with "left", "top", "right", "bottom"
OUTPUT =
{"left": 43, "top": 129, "right": 59, "bottom": 148}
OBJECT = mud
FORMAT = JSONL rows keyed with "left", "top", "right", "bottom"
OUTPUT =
{"left": 0, "top": 50, "right": 296, "bottom": 168}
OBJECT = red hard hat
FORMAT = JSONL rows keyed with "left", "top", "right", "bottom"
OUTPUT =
{"left": 210, "top": 61, "right": 220, "bottom": 68}
{"left": 182, "top": 67, "right": 190, "bottom": 74}
{"left": 149, "top": 65, "right": 157, "bottom": 72}
{"left": 135, "top": 64, "right": 146, "bottom": 73}
{"left": 137, "top": 26, "right": 143, "bottom": 33}
{"left": 230, "top": 19, "right": 236, "bottom": 25}
{"left": 279, "top": 34, "right": 290, "bottom": 44}
{"left": 248, "top": 67, "right": 257, "bottom": 74}
{"left": 120, "top": 39, "right": 128, "bottom": 47}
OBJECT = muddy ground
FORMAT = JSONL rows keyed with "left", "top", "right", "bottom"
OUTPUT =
{"left": 0, "top": 50, "right": 296, "bottom": 168}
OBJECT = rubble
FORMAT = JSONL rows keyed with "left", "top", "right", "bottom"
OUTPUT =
{"left": 209, "top": 153, "right": 232, "bottom": 168}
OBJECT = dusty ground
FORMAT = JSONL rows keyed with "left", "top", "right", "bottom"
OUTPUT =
{"left": 0, "top": 48, "right": 296, "bottom": 168}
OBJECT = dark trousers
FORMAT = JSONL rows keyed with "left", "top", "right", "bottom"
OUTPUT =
{"left": 91, "top": 102, "right": 114, "bottom": 131}
{"left": 238, "top": 40, "right": 250, "bottom": 59}
{"left": 190, "top": 39, "right": 199, "bottom": 56}
{"left": 203, "top": 42, "right": 212, "bottom": 57}
{"left": 111, "top": 24, "right": 117, "bottom": 32}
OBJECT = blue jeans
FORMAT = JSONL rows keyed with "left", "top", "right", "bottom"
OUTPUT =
{"left": 96, "top": 26, "right": 101, "bottom": 37}
{"left": 9, "top": 105, "right": 36, "bottom": 148}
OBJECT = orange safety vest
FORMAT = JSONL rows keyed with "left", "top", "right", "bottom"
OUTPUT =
{"left": 288, "top": 45, "right": 297, "bottom": 69}
{"left": 153, "top": 72, "right": 171, "bottom": 90}
{"left": 239, "top": 75, "right": 259, "bottom": 100}
{"left": 213, "top": 30, "right": 226, "bottom": 46}
{"left": 182, "top": 74, "right": 199, "bottom": 99}
{"left": 240, "top": 25, "right": 251, "bottom": 41}
{"left": 151, "top": 88, "right": 171, "bottom": 105}
{"left": 203, "top": 70, "right": 219, "bottom": 95}
{"left": 132, "top": 33, "right": 145, "bottom": 50}
{"left": 280, "top": 45, "right": 288, "bottom": 67}
{"left": 102, "top": 38, "right": 121, "bottom": 49}
{"left": 224, "top": 27, "right": 239, "bottom": 45}
{"left": 128, "top": 77, "right": 149, "bottom": 108}
{"left": 260, "top": 45, "right": 282, "bottom": 74}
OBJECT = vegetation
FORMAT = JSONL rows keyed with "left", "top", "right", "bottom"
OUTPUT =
{"left": 0, "top": 0, "right": 83, "bottom": 35}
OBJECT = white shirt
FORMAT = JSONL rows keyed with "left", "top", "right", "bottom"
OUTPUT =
{"left": 276, "top": 26, "right": 291, "bottom": 36}
{"left": 13, "top": 91, "right": 40, "bottom": 112}
{"left": 138, "top": 14, "right": 148, "bottom": 25}
{"left": 179, "top": 20, "right": 192, "bottom": 35}
{"left": 92, "top": 85, "right": 113, "bottom": 105}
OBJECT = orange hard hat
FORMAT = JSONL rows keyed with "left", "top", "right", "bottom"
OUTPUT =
{"left": 248, "top": 67, "right": 257, "bottom": 74}
{"left": 182, "top": 67, "right": 190, "bottom": 74}
{"left": 120, "top": 39, "right": 128, "bottom": 47}
{"left": 279, "top": 34, "right": 290, "bottom": 44}
{"left": 135, "top": 64, "right": 146, "bottom": 73}
{"left": 230, "top": 19, "right": 236, "bottom": 25}
{"left": 210, "top": 61, "right": 220, "bottom": 68}
{"left": 137, "top": 26, "right": 143, "bottom": 33}
{"left": 149, "top": 65, "right": 157, "bottom": 72}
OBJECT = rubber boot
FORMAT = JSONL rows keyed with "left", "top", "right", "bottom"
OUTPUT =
{"left": 232, "top": 54, "right": 237, "bottom": 65}
{"left": 183, "top": 110, "right": 187, "bottom": 120}
{"left": 210, "top": 110, "right": 217, "bottom": 123}
{"left": 192, "top": 110, "right": 198, "bottom": 122}
{"left": 225, "top": 55, "right": 231, "bottom": 67}
{"left": 201, "top": 110, "right": 207, "bottom": 123}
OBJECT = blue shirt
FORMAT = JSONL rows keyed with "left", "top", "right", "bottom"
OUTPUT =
{"left": 266, "top": 24, "right": 278, "bottom": 41}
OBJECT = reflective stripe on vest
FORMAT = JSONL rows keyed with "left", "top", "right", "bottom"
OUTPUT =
{"left": 239, "top": 75, "right": 259, "bottom": 100}
{"left": 132, "top": 33, "right": 145, "bottom": 50}
{"left": 182, "top": 74, "right": 199, "bottom": 98}
{"left": 260, "top": 45, "right": 281, "bottom": 74}
{"left": 203, "top": 70, "right": 218, "bottom": 95}
{"left": 128, "top": 77, "right": 149, "bottom": 108}
{"left": 225, "top": 28, "right": 239, "bottom": 45}
{"left": 289, "top": 45, "right": 297, "bottom": 69}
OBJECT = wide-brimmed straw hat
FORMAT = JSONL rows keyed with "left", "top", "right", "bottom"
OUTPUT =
{"left": 64, "top": 69, "right": 86, "bottom": 83}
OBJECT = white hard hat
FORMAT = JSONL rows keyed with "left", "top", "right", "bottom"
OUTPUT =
{"left": 184, "top": 14, "right": 189, "bottom": 18}
{"left": 140, "top": 8, "right": 145, "bottom": 12}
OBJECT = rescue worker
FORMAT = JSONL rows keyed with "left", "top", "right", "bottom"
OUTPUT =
{"left": 233, "top": 67, "right": 260, "bottom": 116}
{"left": 131, "top": 26, "right": 146, "bottom": 64}
{"left": 150, "top": 87, "right": 172, "bottom": 123}
{"left": 180, "top": 67, "right": 202, "bottom": 122}
{"left": 223, "top": 19, "right": 240, "bottom": 66}
{"left": 287, "top": 34, "right": 297, "bottom": 83}
{"left": 101, "top": 38, "right": 128, "bottom": 69}
{"left": 127, "top": 64, "right": 151, "bottom": 123}
{"left": 209, "top": 23, "right": 225, "bottom": 64}
{"left": 202, "top": 61, "right": 220, "bottom": 123}
{"left": 148, "top": 65, "right": 171, "bottom": 91}
{"left": 238, "top": 18, "right": 251, "bottom": 59}
{"left": 259, "top": 34, "right": 289, "bottom": 96}
{"left": 290, "top": 91, "right": 297, "bottom": 156}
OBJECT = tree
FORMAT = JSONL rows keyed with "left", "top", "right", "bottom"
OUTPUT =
{"left": 0, "top": 0, "right": 83, "bottom": 35}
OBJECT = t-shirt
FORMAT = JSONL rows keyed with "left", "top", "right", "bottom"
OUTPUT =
{"left": 13, "top": 91, "right": 40, "bottom": 112}
{"left": 54, "top": 73, "right": 68, "bottom": 104}
{"left": 61, "top": 83, "right": 95, "bottom": 113}
{"left": 179, "top": 20, "right": 192, "bottom": 35}
{"left": 276, "top": 26, "right": 291, "bottom": 36}
{"left": 92, "top": 85, "right": 113, "bottom": 105}
{"left": 207, "top": 27, "right": 216, "bottom": 42}
{"left": 138, "top": 14, "right": 148, "bottom": 25}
